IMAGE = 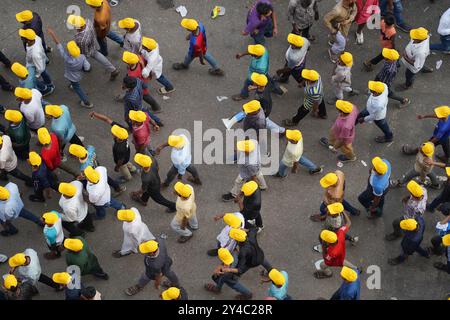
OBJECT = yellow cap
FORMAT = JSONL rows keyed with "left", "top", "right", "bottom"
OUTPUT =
{"left": 162, "top": 287, "right": 181, "bottom": 300}
{"left": 320, "top": 173, "right": 338, "bottom": 188}
{"left": 242, "top": 100, "right": 261, "bottom": 114}
{"left": 237, "top": 140, "right": 255, "bottom": 153}
{"left": 0, "top": 186, "right": 10, "bottom": 201}
{"left": 421, "top": 142, "right": 434, "bottom": 157}
{"left": 69, "top": 144, "right": 87, "bottom": 158}
{"left": 86, "top": 0, "right": 103, "bottom": 7}
{"left": 410, "top": 27, "right": 428, "bottom": 41}
{"left": 129, "top": 110, "right": 147, "bottom": 123}
{"left": 111, "top": 125, "right": 128, "bottom": 140}
{"left": 117, "top": 209, "right": 136, "bottom": 222}
{"left": 118, "top": 17, "right": 136, "bottom": 29}
{"left": 327, "top": 202, "right": 344, "bottom": 215}
{"left": 400, "top": 219, "right": 418, "bottom": 231}
{"left": 139, "top": 240, "right": 158, "bottom": 254}
{"left": 372, "top": 157, "right": 388, "bottom": 175}
{"left": 67, "top": 41, "right": 81, "bottom": 58}
{"left": 382, "top": 48, "right": 400, "bottom": 61}
{"left": 247, "top": 44, "right": 265, "bottom": 57}
{"left": 14, "top": 87, "right": 32, "bottom": 100}
{"left": 9, "top": 253, "right": 27, "bottom": 267}
{"left": 368, "top": 81, "right": 385, "bottom": 94}
{"left": 142, "top": 37, "right": 157, "bottom": 50}
{"left": 11, "top": 62, "right": 28, "bottom": 78}
{"left": 67, "top": 15, "right": 86, "bottom": 28}
{"left": 268, "top": 269, "right": 285, "bottom": 286}
{"left": 16, "top": 10, "right": 33, "bottom": 22}
{"left": 446, "top": 167, "right": 450, "bottom": 177}
{"left": 28, "top": 151, "right": 42, "bottom": 166}
{"left": 285, "top": 129, "right": 302, "bottom": 142}
{"left": 287, "top": 33, "right": 305, "bottom": 47}
{"left": 434, "top": 106, "right": 450, "bottom": 119}
{"left": 223, "top": 213, "right": 241, "bottom": 228}
{"left": 241, "top": 180, "right": 258, "bottom": 196}
{"left": 122, "top": 51, "right": 139, "bottom": 65}
{"left": 443, "top": 234, "right": 450, "bottom": 246}
{"left": 301, "top": 69, "right": 320, "bottom": 81}
{"left": 180, "top": 18, "right": 199, "bottom": 31}
{"left": 134, "top": 153, "right": 152, "bottom": 168}
{"left": 0, "top": 136, "right": 3, "bottom": 145}
{"left": 406, "top": 180, "right": 423, "bottom": 198}
{"left": 52, "top": 272, "right": 72, "bottom": 285}
{"left": 340, "top": 52, "right": 353, "bottom": 67}
{"left": 174, "top": 182, "right": 192, "bottom": 198}
{"left": 84, "top": 166, "right": 100, "bottom": 184}
{"left": 43, "top": 212, "right": 59, "bottom": 225}
{"left": 4, "top": 275, "right": 18, "bottom": 290}
{"left": 45, "top": 105, "right": 63, "bottom": 118}
{"left": 4, "top": 110, "right": 23, "bottom": 123}
{"left": 18, "top": 28, "right": 36, "bottom": 41}
{"left": 320, "top": 230, "right": 338, "bottom": 244}
{"left": 64, "top": 238, "right": 84, "bottom": 252}
{"left": 340, "top": 266, "right": 358, "bottom": 282}
{"left": 229, "top": 228, "right": 247, "bottom": 242}
{"left": 37, "top": 127, "right": 51, "bottom": 145}
{"left": 218, "top": 248, "right": 234, "bottom": 265}
{"left": 250, "top": 73, "right": 268, "bottom": 87}
{"left": 168, "top": 135, "right": 186, "bottom": 149}
{"left": 58, "top": 182, "right": 76, "bottom": 197}
{"left": 336, "top": 100, "right": 353, "bottom": 114}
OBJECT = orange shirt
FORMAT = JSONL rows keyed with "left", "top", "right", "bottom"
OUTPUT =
{"left": 380, "top": 19, "right": 396, "bottom": 49}
{"left": 94, "top": 2, "right": 111, "bottom": 38}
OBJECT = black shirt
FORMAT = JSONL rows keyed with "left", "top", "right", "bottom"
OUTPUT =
{"left": 111, "top": 121, "right": 131, "bottom": 165}
{"left": 141, "top": 157, "right": 161, "bottom": 192}
{"left": 242, "top": 189, "right": 261, "bottom": 220}
{"left": 255, "top": 86, "right": 272, "bottom": 117}
{"left": 236, "top": 228, "right": 265, "bottom": 275}
{"left": 144, "top": 236, "right": 173, "bottom": 280}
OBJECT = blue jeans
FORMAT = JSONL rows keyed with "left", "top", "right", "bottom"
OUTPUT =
{"left": 19, "top": 208, "right": 41, "bottom": 225}
{"left": 213, "top": 274, "right": 252, "bottom": 296}
{"left": 94, "top": 198, "right": 124, "bottom": 219}
{"left": 251, "top": 19, "right": 274, "bottom": 45}
{"left": 156, "top": 74, "right": 174, "bottom": 91}
{"left": 430, "top": 35, "right": 450, "bottom": 52}
{"left": 380, "top": 0, "right": 405, "bottom": 26}
{"left": 183, "top": 52, "right": 219, "bottom": 70}
{"left": 40, "top": 70, "right": 53, "bottom": 87}
{"left": 278, "top": 156, "right": 318, "bottom": 177}
{"left": 70, "top": 81, "right": 89, "bottom": 104}
{"left": 97, "top": 31, "right": 124, "bottom": 56}
{"left": 320, "top": 200, "right": 360, "bottom": 216}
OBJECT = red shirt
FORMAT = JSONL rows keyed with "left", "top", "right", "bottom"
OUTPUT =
{"left": 132, "top": 113, "right": 151, "bottom": 148}
{"left": 127, "top": 55, "right": 149, "bottom": 95}
{"left": 41, "top": 133, "right": 61, "bottom": 171}
{"left": 323, "top": 225, "right": 348, "bottom": 267}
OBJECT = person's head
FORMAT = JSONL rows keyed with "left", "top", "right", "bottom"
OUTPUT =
{"left": 180, "top": 18, "right": 199, "bottom": 34}
{"left": 3, "top": 274, "right": 18, "bottom": 292}
{"left": 340, "top": 266, "right": 358, "bottom": 283}
{"left": 268, "top": 269, "right": 286, "bottom": 288}
{"left": 327, "top": 202, "right": 344, "bottom": 217}
{"left": 223, "top": 213, "right": 243, "bottom": 229}
{"left": 14, "top": 87, "right": 32, "bottom": 104}
{"left": 122, "top": 76, "right": 137, "bottom": 91}
{"left": 420, "top": 141, "right": 434, "bottom": 159}
{"left": 371, "top": 156, "right": 388, "bottom": 176}
{"left": 287, "top": 33, "right": 305, "bottom": 50}
{"left": 4, "top": 109, "right": 24, "bottom": 126}
{"left": 241, "top": 181, "right": 259, "bottom": 198}
{"left": 69, "top": 144, "right": 88, "bottom": 162}
{"left": 10, "top": 62, "right": 28, "bottom": 80}
{"left": 406, "top": 180, "right": 424, "bottom": 201}
{"left": 134, "top": 153, "right": 152, "bottom": 172}
{"left": 141, "top": 37, "right": 157, "bottom": 53}
{"left": 122, "top": 51, "right": 139, "bottom": 69}
{"left": 174, "top": 182, "right": 192, "bottom": 200}
{"left": 229, "top": 228, "right": 247, "bottom": 244}
{"left": 37, "top": 127, "right": 51, "bottom": 147}
{"left": 339, "top": 52, "right": 353, "bottom": 67}
{"left": 335, "top": 100, "right": 353, "bottom": 117}
{"left": 80, "top": 286, "right": 97, "bottom": 300}
{"left": 168, "top": 135, "right": 186, "bottom": 150}
{"left": 247, "top": 44, "right": 266, "bottom": 58}
{"left": 15, "top": 10, "right": 33, "bottom": 26}
{"left": 250, "top": 73, "right": 268, "bottom": 91}
{"left": 434, "top": 106, "right": 450, "bottom": 122}
{"left": 44, "top": 105, "right": 64, "bottom": 120}
{"left": 285, "top": 129, "right": 302, "bottom": 145}
{"left": 67, "top": 41, "right": 81, "bottom": 58}
{"left": 368, "top": 80, "right": 384, "bottom": 96}
{"left": 42, "top": 212, "right": 59, "bottom": 227}
{"left": 236, "top": 139, "right": 255, "bottom": 155}
{"left": 320, "top": 229, "right": 338, "bottom": 246}
{"left": 67, "top": 15, "right": 86, "bottom": 31}
{"left": 118, "top": 17, "right": 137, "bottom": 33}
{"left": 9, "top": 253, "right": 31, "bottom": 268}
{"left": 52, "top": 272, "right": 71, "bottom": 288}
{"left": 111, "top": 124, "right": 129, "bottom": 143}
{"left": 320, "top": 172, "right": 338, "bottom": 189}
{"left": 218, "top": 248, "right": 234, "bottom": 267}
{"left": 128, "top": 110, "right": 146, "bottom": 128}
{"left": 84, "top": 166, "right": 100, "bottom": 185}
{"left": 117, "top": 209, "right": 136, "bottom": 223}
{"left": 382, "top": 48, "right": 400, "bottom": 64}
{"left": 161, "top": 287, "right": 182, "bottom": 300}
{"left": 400, "top": 218, "right": 418, "bottom": 232}
{"left": 410, "top": 27, "right": 429, "bottom": 44}
{"left": 0, "top": 185, "right": 10, "bottom": 202}
{"left": 383, "top": 13, "right": 395, "bottom": 27}
{"left": 139, "top": 240, "right": 159, "bottom": 257}
{"left": 85, "top": 0, "right": 104, "bottom": 10}
{"left": 28, "top": 151, "right": 42, "bottom": 172}
{"left": 301, "top": 69, "right": 319, "bottom": 85}
{"left": 242, "top": 99, "right": 262, "bottom": 116}
{"left": 64, "top": 238, "right": 84, "bottom": 254}
{"left": 256, "top": 2, "right": 272, "bottom": 19}
{"left": 58, "top": 182, "right": 77, "bottom": 199}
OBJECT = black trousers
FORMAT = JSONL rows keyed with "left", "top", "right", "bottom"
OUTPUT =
{"left": 0, "top": 51, "right": 11, "bottom": 67}
{"left": 0, "top": 168, "right": 33, "bottom": 186}
{"left": 292, "top": 101, "right": 326, "bottom": 124}
{"left": 430, "top": 235, "right": 445, "bottom": 255}
{"left": 0, "top": 74, "right": 13, "bottom": 91}
{"left": 164, "top": 165, "right": 200, "bottom": 185}
{"left": 143, "top": 94, "right": 161, "bottom": 112}
{"left": 62, "top": 214, "right": 94, "bottom": 237}
{"left": 39, "top": 274, "right": 59, "bottom": 289}
{"left": 141, "top": 187, "right": 176, "bottom": 210}
{"left": 61, "top": 134, "right": 85, "bottom": 153}
{"left": 370, "top": 52, "right": 384, "bottom": 65}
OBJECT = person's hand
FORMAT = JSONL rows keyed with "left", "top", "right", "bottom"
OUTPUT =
{"left": 423, "top": 157, "right": 433, "bottom": 165}
{"left": 76, "top": 175, "right": 84, "bottom": 181}
{"left": 88, "top": 111, "right": 95, "bottom": 119}
{"left": 291, "top": 166, "right": 299, "bottom": 174}
{"left": 153, "top": 124, "right": 160, "bottom": 132}
{"left": 241, "top": 31, "right": 249, "bottom": 36}
{"left": 213, "top": 215, "right": 222, "bottom": 222}
{"left": 273, "top": 27, "right": 278, "bottom": 36}
{"left": 417, "top": 114, "right": 424, "bottom": 120}
{"left": 235, "top": 54, "right": 241, "bottom": 60}
{"left": 199, "top": 57, "right": 206, "bottom": 65}
{"left": 154, "top": 147, "right": 161, "bottom": 156}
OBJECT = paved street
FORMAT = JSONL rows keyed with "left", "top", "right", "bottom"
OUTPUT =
{"left": 0, "top": 0, "right": 449, "bottom": 300}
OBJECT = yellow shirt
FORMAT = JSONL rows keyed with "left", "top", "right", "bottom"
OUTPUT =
{"left": 281, "top": 140, "right": 303, "bottom": 167}
{"left": 175, "top": 185, "right": 197, "bottom": 222}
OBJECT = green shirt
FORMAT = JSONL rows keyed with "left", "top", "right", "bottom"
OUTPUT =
{"left": 7, "top": 120, "right": 31, "bottom": 148}
{"left": 65, "top": 237, "right": 101, "bottom": 275}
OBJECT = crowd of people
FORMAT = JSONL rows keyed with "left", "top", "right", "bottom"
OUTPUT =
{"left": 0, "top": 0, "right": 449, "bottom": 301}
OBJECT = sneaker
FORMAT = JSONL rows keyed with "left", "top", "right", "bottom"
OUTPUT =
{"left": 309, "top": 166, "right": 323, "bottom": 175}
{"left": 208, "top": 68, "right": 225, "bottom": 76}
{"left": 114, "top": 185, "right": 126, "bottom": 196}
{"left": 80, "top": 101, "right": 94, "bottom": 109}
{"left": 232, "top": 94, "right": 247, "bottom": 101}
{"left": 313, "top": 244, "right": 322, "bottom": 253}
{"left": 172, "top": 62, "right": 188, "bottom": 70}
{"left": 363, "top": 61, "right": 374, "bottom": 72}
{"left": 375, "top": 135, "right": 393, "bottom": 143}
{"left": 257, "top": 226, "right": 264, "bottom": 234}
{"left": 42, "top": 85, "right": 55, "bottom": 97}
{"left": 93, "top": 272, "right": 109, "bottom": 280}
{"left": 222, "top": 193, "right": 235, "bottom": 202}
{"left": 421, "top": 66, "right": 434, "bottom": 73}
{"left": 337, "top": 154, "right": 356, "bottom": 162}
{"left": 282, "top": 119, "right": 298, "bottom": 127}
{"left": 110, "top": 69, "right": 120, "bottom": 81}
{"left": 350, "top": 236, "right": 359, "bottom": 245}
{"left": 356, "top": 32, "right": 364, "bottom": 45}
{"left": 28, "top": 194, "right": 45, "bottom": 203}
{"left": 79, "top": 136, "right": 85, "bottom": 142}
{"left": 177, "top": 235, "right": 193, "bottom": 243}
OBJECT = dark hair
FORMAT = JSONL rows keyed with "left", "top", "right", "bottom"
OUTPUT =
{"left": 256, "top": 3, "right": 272, "bottom": 16}
{"left": 81, "top": 286, "right": 96, "bottom": 299}
{"left": 123, "top": 76, "right": 137, "bottom": 89}
{"left": 383, "top": 14, "right": 395, "bottom": 26}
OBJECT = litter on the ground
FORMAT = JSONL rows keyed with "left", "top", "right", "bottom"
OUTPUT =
{"left": 216, "top": 96, "right": 228, "bottom": 102}
{"left": 176, "top": 5, "right": 188, "bottom": 17}
{"left": 211, "top": 6, "right": 226, "bottom": 19}
{"left": 436, "top": 60, "right": 443, "bottom": 70}
{"left": 337, "top": 161, "right": 343, "bottom": 168}
{"left": 163, "top": 96, "right": 170, "bottom": 100}
{"left": 361, "top": 160, "right": 367, "bottom": 167}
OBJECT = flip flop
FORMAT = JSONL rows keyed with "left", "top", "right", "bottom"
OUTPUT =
{"left": 125, "top": 285, "right": 143, "bottom": 296}
{"left": 313, "top": 271, "right": 332, "bottom": 279}
{"left": 158, "top": 87, "right": 175, "bottom": 95}
{"left": 399, "top": 98, "right": 411, "bottom": 109}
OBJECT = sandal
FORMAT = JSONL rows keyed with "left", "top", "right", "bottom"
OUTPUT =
{"left": 158, "top": 87, "right": 175, "bottom": 95}
{"left": 204, "top": 283, "right": 221, "bottom": 293}
{"left": 282, "top": 119, "right": 297, "bottom": 127}
{"left": 172, "top": 63, "right": 188, "bottom": 70}
{"left": 125, "top": 285, "right": 143, "bottom": 296}
{"left": 402, "top": 144, "right": 418, "bottom": 155}
{"left": 313, "top": 271, "right": 332, "bottom": 279}
{"left": 399, "top": 98, "right": 411, "bottom": 109}
{"left": 208, "top": 68, "right": 225, "bottom": 76}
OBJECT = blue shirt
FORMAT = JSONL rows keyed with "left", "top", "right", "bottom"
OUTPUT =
{"left": 433, "top": 118, "right": 450, "bottom": 141}
{"left": 268, "top": 271, "right": 289, "bottom": 300}
{"left": 43, "top": 211, "right": 61, "bottom": 245}
{"left": 369, "top": 159, "right": 391, "bottom": 196}
{"left": 79, "top": 145, "right": 97, "bottom": 171}
{"left": 19, "top": 66, "right": 39, "bottom": 89}
{"left": 331, "top": 269, "right": 361, "bottom": 300}
{"left": 50, "top": 105, "right": 76, "bottom": 144}
{"left": 32, "top": 162, "right": 53, "bottom": 191}
{"left": 0, "top": 183, "right": 24, "bottom": 222}
{"left": 248, "top": 50, "right": 269, "bottom": 79}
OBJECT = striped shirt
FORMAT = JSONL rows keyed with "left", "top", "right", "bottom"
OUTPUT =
{"left": 303, "top": 77, "right": 323, "bottom": 110}
{"left": 74, "top": 20, "right": 97, "bottom": 57}
{"left": 376, "top": 61, "right": 397, "bottom": 88}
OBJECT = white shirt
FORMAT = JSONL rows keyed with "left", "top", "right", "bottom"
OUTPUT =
{"left": 20, "top": 89, "right": 45, "bottom": 130}
{"left": 25, "top": 35, "right": 46, "bottom": 77}
{"left": 216, "top": 212, "right": 245, "bottom": 252}
{"left": 402, "top": 38, "right": 430, "bottom": 73}
{"left": 59, "top": 181, "right": 88, "bottom": 222}
{"left": 282, "top": 140, "right": 303, "bottom": 167}
{"left": 365, "top": 83, "right": 389, "bottom": 122}
{"left": 16, "top": 248, "right": 41, "bottom": 286}
{"left": 285, "top": 38, "right": 310, "bottom": 68}
{"left": 170, "top": 134, "right": 192, "bottom": 175}
{"left": 437, "top": 8, "right": 450, "bottom": 36}
{"left": 86, "top": 166, "right": 111, "bottom": 206}
{"left": 121, "top": 208, "right": 155, "bottom": 254}
{"left": 141, "top": 45, "right": 163, "bottom": 78}
{"left": 123, "top": 20, "right": 142, "bottom": 54}
{"left": 0, "top": 135, "right": 18, "bottom": 172}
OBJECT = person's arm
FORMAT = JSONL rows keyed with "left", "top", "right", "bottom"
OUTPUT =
{"left": 148, "top": 118, "right": 159, "bottom": 132}
{"left": 235, "top": 52, "right": 250, "bottom": 60}
{"left": 314, "top": 1, "right": 319, "bottom": 20}
{"left": 154, "top": 273, "right": 163, "bottom": 289}
{"left": 342, "top": 211, "right": 351, "bottom": 229}
{"left": 417, "top": 114, "right": 438, "bottom": 120}
{"left": 390, "top": 34, "right": 396, "bottom": 50}
{"left": 440, "top": 215, "right": 450, "bottom": 225}
{"left": 82, "top": 56, "right": 91, "bottom": 72}
{"left": 288, "top": 1, "right": 297, "bottom": 31}
{"left": 387, "top": 0, "right": 394, "bottom": 12}
{"left": 271, "top": 10, "right": 278, "bottom": 36}
{"left": 89, "top": 111, "right": 113, "bottom": 125}
{"left": 213, "top": 213, "right": 225, "bottom": 221}
{"left": 44, "top": 187, "right": 52, "bottom": 199}
{"left": 369, "top": 195, "right": 382, "bottom": 212}
{"left": 47, "top": 28, "right": 60, "bottom": 45}
{"left": 154, "top": 142, "right": 169, "bottom": 155}
{"left": 323, "top": 8, "right": 339, "bottom": 34}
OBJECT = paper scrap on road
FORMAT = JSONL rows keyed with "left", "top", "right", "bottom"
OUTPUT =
{"left": 217, "top": 96, "right": 228, "bottom": 102}
{"left": 163, "top": 96, "right": 170, "bottom": 100}
{"left": 387, "top": 141, "right": 394, "bottom": 148}
{"left": 176, "top": 5, "right": 187, "bottom": 17}
{"left": 424, "top": 6, "right": 429, "bottom": 12}
{"left": 337, "top": 161, "right": 343, "bottom": 168}
{"left": 436, "top": 60, "right": 443, "bottom": 70}
{"left": 361, "top": 160, "right": 367, "bottom": 167}
{"left": 211, "top": 6, "right": 226, "bottom": 19}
